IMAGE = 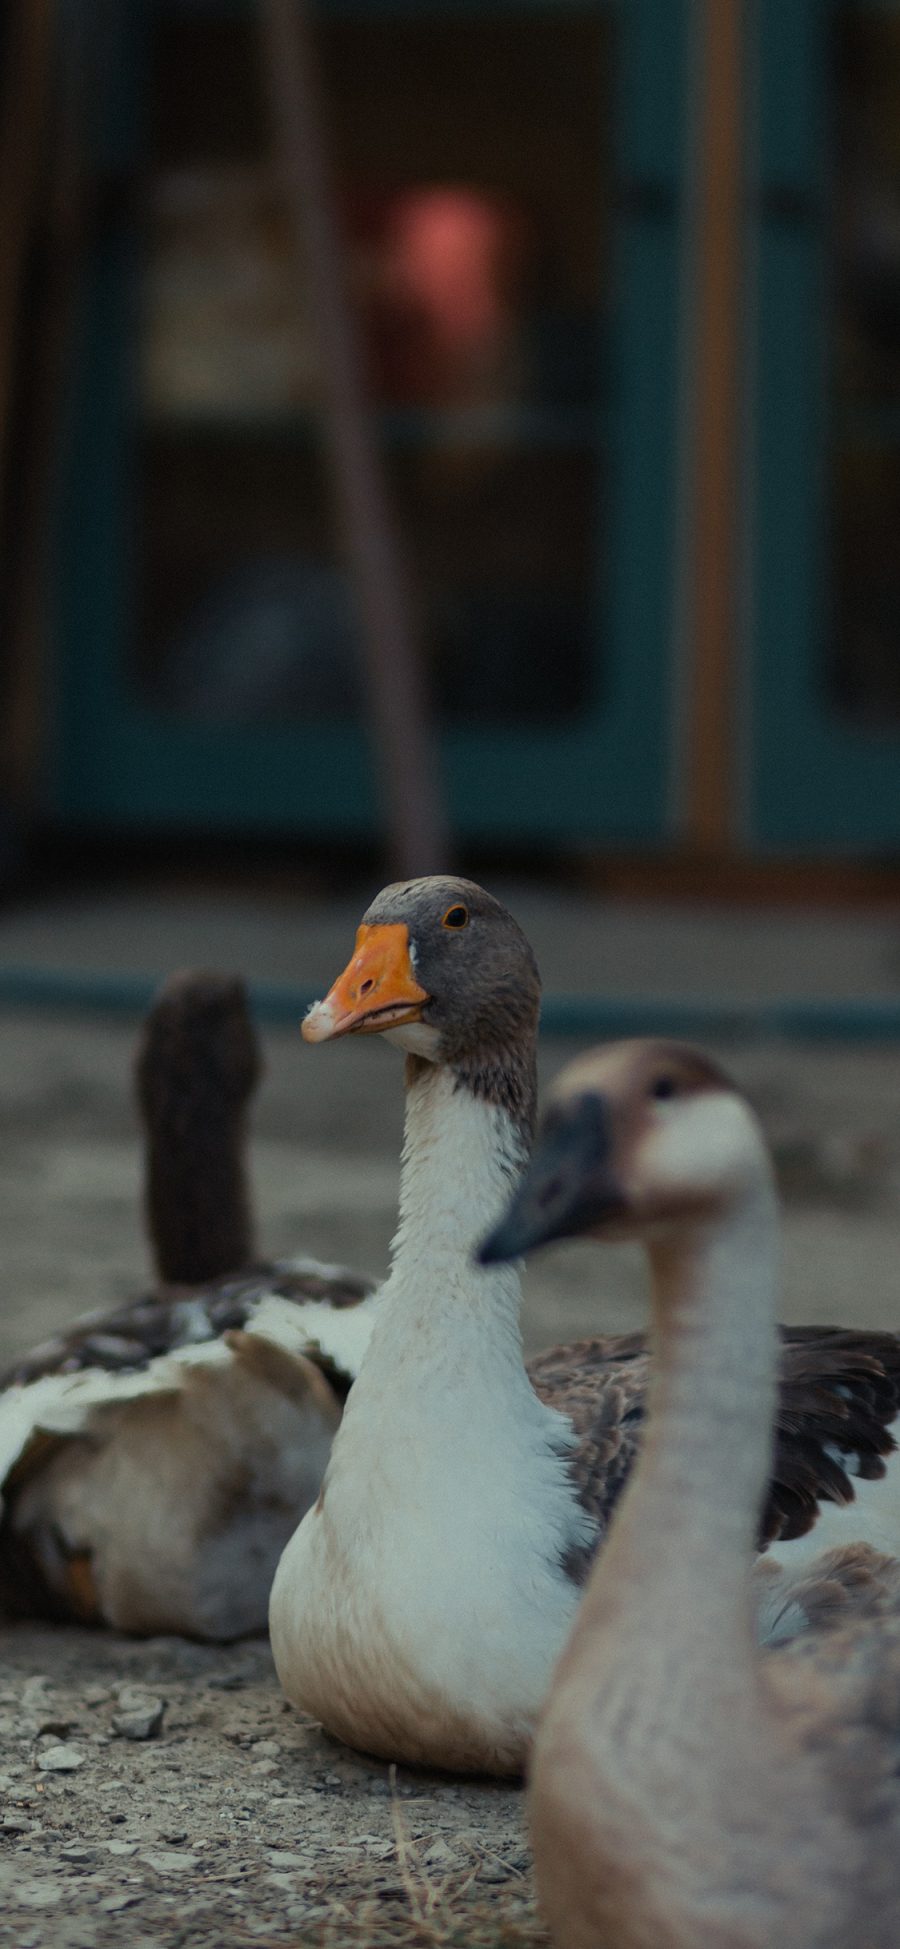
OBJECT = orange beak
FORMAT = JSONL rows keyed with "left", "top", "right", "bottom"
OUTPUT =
{"left": 302, "top": 923, "right": 429, "bottom": 1044}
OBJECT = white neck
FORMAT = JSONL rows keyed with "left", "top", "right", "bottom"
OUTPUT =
{"left": 568, "top": 1169, "right": 780, "bottom": 1687}
{"left": 375, "top": 1062, "right": 530, "bottom": 1370}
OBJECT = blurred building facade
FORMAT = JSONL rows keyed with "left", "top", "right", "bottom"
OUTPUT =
{"left": 3, "top": 0, "right": 900, "bottom": 863}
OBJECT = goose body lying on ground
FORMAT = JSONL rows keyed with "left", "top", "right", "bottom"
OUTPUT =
{"left": 481, "top": 1039, "right": 900, "bottom": 1949}
{"left": 269, "top": 877, "right": 900, "bottom": 1775}
{"left": 0, "top": 972, "right": 375, "bottom": 1639}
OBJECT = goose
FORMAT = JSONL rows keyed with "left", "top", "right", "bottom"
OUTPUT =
{"left": 269, "top": 876, "right": 900, "bottom": 1775}
{"left": 480, "top": 1040, "right": 900, "bottom": 1949}
{"left": 0, "top": 970, "right": 375, "bottom": 1639}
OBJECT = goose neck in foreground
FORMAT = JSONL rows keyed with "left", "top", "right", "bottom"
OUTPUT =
{"left": 572, "top": 1172, "right": 781, "bottom": 1672}
{"left": 529, "top": 1173, "right": 792, "bottom": 1947}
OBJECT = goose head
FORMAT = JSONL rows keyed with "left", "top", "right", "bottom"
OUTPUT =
{"left": 302, "top": 876, "right": 541, "bottom": 1128}
{"left": 479, "top": 1038, "right": 769, "bottom": 1263}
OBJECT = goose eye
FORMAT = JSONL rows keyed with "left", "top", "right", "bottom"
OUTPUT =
{"left": 650, "top": 1075, "right": 677, "bottom": 1102}
{"left": 442, "top": 904, "right": 469, "bottom": 930}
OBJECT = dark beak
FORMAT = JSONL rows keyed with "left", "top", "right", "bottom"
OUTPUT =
{"left": 477, "top": 1092, "right": 627, "bottom": 1265}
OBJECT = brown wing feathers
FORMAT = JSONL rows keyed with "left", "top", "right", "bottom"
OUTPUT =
{"left": 528, "top": 1326, "right": 900, "bottom": 1563}
{"left": 763, "top": 1328, "right": 900, "bottom": 1546}
{"left": 528, "top": 1335, "right": 649, "bottom": 1540}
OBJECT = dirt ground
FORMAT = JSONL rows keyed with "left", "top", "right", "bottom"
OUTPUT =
{"left": 3, "top": 1004, "right": 900, "bottom": 1946}
{"left": 0, "top": 1627, "right": 541, "bottom": 1949}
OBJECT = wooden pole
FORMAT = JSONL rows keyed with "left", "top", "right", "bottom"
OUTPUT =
{"left": 0, "top": 0, "right": 54, "bottom": 532}
{"left": 3, "top": 0, "right": 88, "bottom": 809}
{"left": 0, "top": 0, "right": 60, "bottom": 829}
{"left": 682, "top": 0, "right": 744, "bottom": 851}
{"left": 259, "top": 0, "right": 449, "bottom": 879}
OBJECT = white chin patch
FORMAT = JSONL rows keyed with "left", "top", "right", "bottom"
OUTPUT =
{"left": 383, "top": 1021, "right": 442, "bottom": 1060}
{"left": 301, "top": 997, "right": 338, "bottom": 1044}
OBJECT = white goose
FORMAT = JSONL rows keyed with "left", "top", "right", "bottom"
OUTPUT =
{"left": 269, "top": 878, "right": 900, "bottom": 1774}
{"left": 0, "top": 971, "right": 374, "bottom": 1638}
{"left": 481, "top": 1039, "right": 900, "bottom": 1949}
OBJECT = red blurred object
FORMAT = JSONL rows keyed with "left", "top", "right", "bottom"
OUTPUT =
{"left": 349, "top": 184, "right": 529, "bottom": 405}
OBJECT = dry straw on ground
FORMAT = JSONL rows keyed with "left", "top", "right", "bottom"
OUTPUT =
{"left": 238, "top": 1767, "right": 549, "bottom": 1949}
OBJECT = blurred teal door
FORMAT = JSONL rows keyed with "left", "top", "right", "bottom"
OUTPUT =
{"left": 749, "top": 0, "right": 900, "bottom": 853}
{"left": 50, "top": 0, "right": 687, "bottom": 847}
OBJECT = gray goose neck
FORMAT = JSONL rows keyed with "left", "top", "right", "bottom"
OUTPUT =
{"left": 583, "top": 1174, "right": 780, "bottom": 1672}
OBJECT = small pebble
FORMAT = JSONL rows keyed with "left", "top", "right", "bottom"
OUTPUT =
{"left": 423, "top": 1839, "right": 458, "bottom": 1869}
{"left": 20, "top": 1678, "right": 50, "bottom": 1709}
{"left": 112, "top": 1691, "right": 165, "bottom": 1741}
{"left": 36, "top": 1745, "right": 84, "bottom": 1774}
{"left": 15, "top": 1883, "right": 62, "bottom": 1909}
{"left": 140, "top": 1849, "right": 199, "bottom": 1874}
